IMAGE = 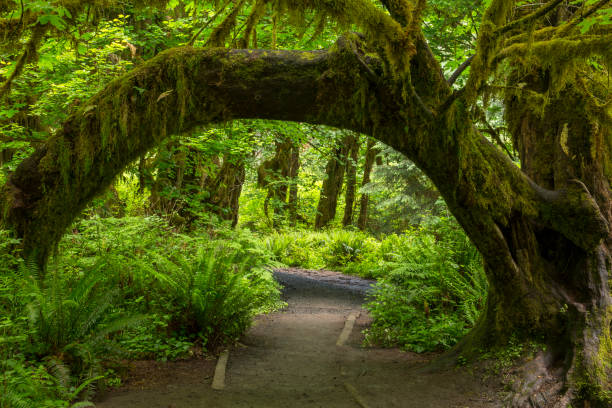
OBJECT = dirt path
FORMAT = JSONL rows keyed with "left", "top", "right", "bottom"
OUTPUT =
{"left": 96, "top": 268, "right": 501, "bottom": 407}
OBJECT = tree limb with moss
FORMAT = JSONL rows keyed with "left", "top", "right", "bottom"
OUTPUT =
{"left": 1, "top": 0, "right": 611, "bottom": 406}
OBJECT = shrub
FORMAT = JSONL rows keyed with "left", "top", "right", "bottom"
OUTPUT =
{"left": 142, "top": 249, "right": 283, "bottom": 349}
{"left": 24, "top": 260, "right": 144, "bottom": 399}
{"left": 364, "top": 216, "right": 487, "bottom": 352}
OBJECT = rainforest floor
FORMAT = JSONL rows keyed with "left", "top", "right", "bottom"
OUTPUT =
{"left": 95, "top": 268, "right": 502, "bottom": 408}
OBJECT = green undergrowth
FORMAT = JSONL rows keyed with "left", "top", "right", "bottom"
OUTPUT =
{"left": 1, "top": 213, "right": 487, "bottom": 406}
{"left": 0, "top": 217, "right": 284, "bottom": 407}
{"left": 265, "top": 214, "right": 488, "bottom": 352}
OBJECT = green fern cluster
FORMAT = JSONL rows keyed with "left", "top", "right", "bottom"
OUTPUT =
{"left": 142, "top": 249, "right": 280, "bottom": 349}
{"left": 364, "top": 216, "right": 487, "bottom": 352}
{"left": 0, "top": 253, "right": 140, "bottom": 407}
{"left": 27, "top": 262, "right": 142, "bottom": 389}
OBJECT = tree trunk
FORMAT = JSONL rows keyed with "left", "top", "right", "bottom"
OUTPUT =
{"left": 492, "top": 72, "right": 612, "bottom": 406}
{"left": 272, "top": 138, "right": 292, "bottom": 227}
{"left": 148, "top": 141, "right": 180, "bottom": 215}
{"left": 204, "top": 155, "right": 246, "bottom": 227}
{"left": 257, "top": 136, "right": 294, "bottom": 227}
{"left": 314, "top": 133, "right": 350, "bottom": 229}
{"left": 342, "top": 133, "right": 360, "bottom": 227}
{"left": 288, "top": 143, "right": 300, "bottom": 226}
{"left": 357, "top": 138, "right": 378, "bottom": 230}
{"left": 1, "top": 39, "right": 609, "bottom": 404}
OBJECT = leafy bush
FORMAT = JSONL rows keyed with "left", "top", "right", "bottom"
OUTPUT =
{"left": 0, "top": 255, "right": 126, "bottom": 408}
{"left": 56, "top": 217, "right": 283, "bottom": 355}
{"left": 143, "top": 249, "right": 282, "bottom": 349}
{"left": 364, "top": 216, "right": 487, "bottom": 352}
{"left": 24, "top": 260, "right": 144, "bottom": 400}
{"left": 0, "top": 356, "right": 93, "bottom": 408}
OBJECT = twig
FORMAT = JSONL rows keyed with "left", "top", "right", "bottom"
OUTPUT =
{"left": 0, "top": 24, "right": 46, "bottom": 100}
{"left": 475, "top": 106, "right": 515, "bottom": 160}
{"left": 561, "top": 0, "right": 611, "bottom": 34}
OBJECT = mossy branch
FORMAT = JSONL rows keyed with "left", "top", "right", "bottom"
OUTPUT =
{"left": 496, "top": 35, "right": 612, "bottom": 64}
{"left": 239, "top": 0, "right": 267, "bottom": 48}
{"left": 0, "top": 24, "right": 46, "bottom": 99}
{"left": 205, "top": 0, "right": 247, "bottom": 47}
{"left": 494, "top": 0, "right": 565, "bottom": 36}
{"left": 187, "top": 0, "right": 232, "bottom": 46}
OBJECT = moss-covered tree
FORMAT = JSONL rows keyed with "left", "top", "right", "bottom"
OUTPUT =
{"left": 1, "top": 0, "right": 611, "bottom": 405}
{"left": 342, "top": 132, "right": 360, "bottom": 227}
{"left": 314, "top": 132, "right": 350, "bottom": 229}
{"left": 357, "top": 138, "right": 379, "bottom": 230}
{"left": 257, "top": 135, "right": 299, "bottom": 227}
{"left": 287, "top": 142, "right": 300, "bottom": 226}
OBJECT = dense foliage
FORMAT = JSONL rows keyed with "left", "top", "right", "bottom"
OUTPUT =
{"left": 2, "top": 0, "right": 610, "bottom": 406}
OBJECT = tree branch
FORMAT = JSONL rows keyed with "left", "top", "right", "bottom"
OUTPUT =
{"left": 0, "top": 24, "right": 46, "bottom": 99}
{"left": 447, "top": 55, "right": 474, "bottom": 86}
{"left": 1, "top": 36, "right": 602, "bottom": 264}
{"left": 494, "top": 0, "right": 565, "bottom": 35}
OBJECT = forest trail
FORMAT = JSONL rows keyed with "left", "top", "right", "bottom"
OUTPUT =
{"left": 96, "top": 268, "right": 500, "bottom": 408}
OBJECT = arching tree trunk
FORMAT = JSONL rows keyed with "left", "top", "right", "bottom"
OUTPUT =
{"left": 342, "top": 133, "right": 360, "bottom": 227}
{"left": 1, "top": 39, "right": 609, "bottom": 404}
{"left": 314, "top": 133, "right": 351, "bottom": 229}
{"left": 357, "top": 138, "right": 378, "bottom": 230}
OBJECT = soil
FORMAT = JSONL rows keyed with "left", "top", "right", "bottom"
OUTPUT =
{"left": 95, "top": 268, "right": 502, "bottom": 407}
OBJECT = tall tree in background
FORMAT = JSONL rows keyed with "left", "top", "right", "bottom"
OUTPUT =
{"left": 342, "top": 133, "right": 360, "bottom": 227}
{"left": 1, "top": 0, "right": 611, "bottom": 405}
{"left": 357, "top": 138, "right": 379, "bottom": 230}
{"left": 258, "top": 135, "right": 300, "bottom": 227}
{"left": 314, "top": 133, "right": 350, "bottom": 229}
{"left": 287, "top": 142, "right": 300, "bottom": 226}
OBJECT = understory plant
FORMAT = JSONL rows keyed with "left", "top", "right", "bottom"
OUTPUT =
{"left": 24, "top": 259, "right": 144, "bottom": 401}
{"left": 142, "top": 249, "right": 282, "bottom": 349}
{"left": 364, "top": 216, "right": 487, "bottom": 352}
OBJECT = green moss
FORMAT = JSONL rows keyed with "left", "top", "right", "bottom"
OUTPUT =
{"left": 572, "top": 306, "right": 612, "bottom": 406}
{"left": 206, "top": 0, "right": 247, "bottom": 47}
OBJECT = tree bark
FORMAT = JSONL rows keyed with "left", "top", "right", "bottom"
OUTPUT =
{"left": 257, "top": 136, "right": 295, "bottom": 227}
{"left": 497, "top": 70, "right": 612, "bottom": 406}
{"left": 342, "top": 133, "right": 360, "bottom": 227}
{"left": 204, "top": 155, "right": 245, "bottom": 227}
{"left": 357, "top": 138, "right": 378, "bottom": 231}
{"left": 288, "top": 143, "right": 300, "bottom": 226}
{"left": 314, "top": 133, "right": 350, "bottom": 229}
{"left": 1, "top": 37, "right": 609, "bottom": 404}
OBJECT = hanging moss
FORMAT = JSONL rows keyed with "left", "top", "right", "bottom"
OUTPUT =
{"left": 464, "top": 0, "right": 514, "bottom": 104}
{"left": 497, "top": 35, "right": 612, "bottom": 96}
{"left": 206, "top": 0, "right": 248, "bottom": 47}
{"left": 239, "top": 0, "right": 268, "bottom": 48}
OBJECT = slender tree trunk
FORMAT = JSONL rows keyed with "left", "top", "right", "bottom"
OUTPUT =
{"left": 272, "top": 139, "right": 292, "bottom": 227}
{"left": 314, "top": 133, "right": 350, "bottom": 229}
{"left": 357, "top": 138, "right": 378, "bottom": 230}
{"left": 257, "top": 136, "right": 293, "bottom": 227}
{"left": 288, "top": 143, "right": 300, "bottom": 226}
{"left": 342, "top": 133, "right": 360, "bottom": 227}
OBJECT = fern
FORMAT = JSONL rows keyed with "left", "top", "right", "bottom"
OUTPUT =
{"left": 144, "top": 249, "right": 268, "bottom": 348}
{"left": 0, "top": 387, "right": 31, "bottom": 408}
{"left": 21, "top": 259, "right": 144, "bottom": 401}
